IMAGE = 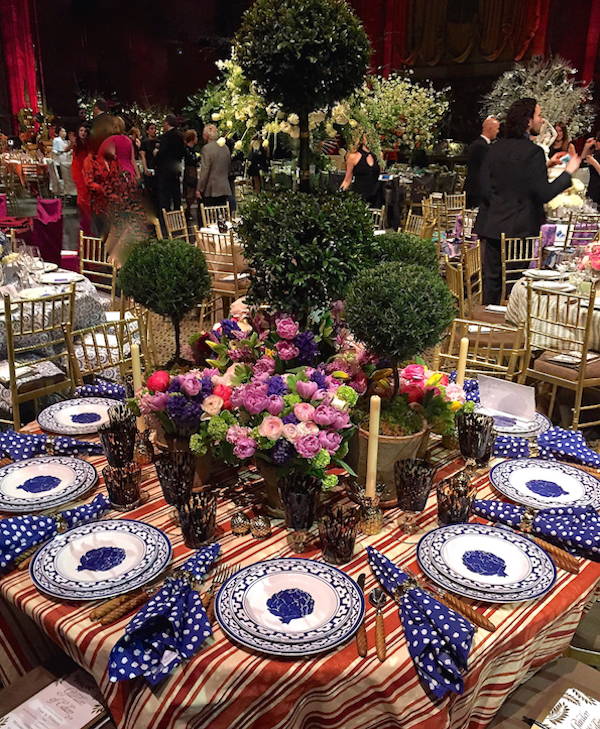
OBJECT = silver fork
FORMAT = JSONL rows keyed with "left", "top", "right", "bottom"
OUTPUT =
{"left": 203, "top": 564, "right": 239, "bottom": 623}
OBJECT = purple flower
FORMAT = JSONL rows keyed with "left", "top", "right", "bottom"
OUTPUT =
{"left": 220, "top": 318, "right": 241, "bottom": 339}
{"left": 310, "top": 369, "right": 327, "bottom": 389}
{"left": 230, "top": 384, "right": 247, "bottom": 409}
{"left": 201, "top": 376, "right": 213, "bottom": 397}
{"left": 242, "top": 386, "right": 269, "bottom": 415}
{"left": 234, "top": 437, "right": 257, "bottom": 459}
{"left": 330, "top": 410, "right": 350, "bottom": 429}
{"left": 166, "top": 394, "right": 202, "bottom": 433}
{"left": 282, "top": 412, "right": 299, "bottom": 425}
{"left": 167, "top": 377, "right": 182, "bottom": 394}
{"left": 313, "top": 404, "right": 337, "bottom": 427}
{"left": 230, "top": 345, "right": 253, "bottom": 362}
{"left": 267, "top": 375, "right": 287, "bottom": 397}
{"left": 318, "top": 430, "right": 343, "bottom": 454}
{"left": 276, "top": 340, "right": 300, "bottom": 361}
{"left": 294, "top": 434, "right": 321, "bottom": 459}
{"left": 275, "top": 317, "right": 299, "bottom": 340}
{"left": 295, "top": 331, "right": 318, "bottom": 365}
{"left": 179, "top": 373, "right": 202, "bottom": 397}
{"left": 271, "top": 439, "right": 294, "bottom": 465}
{"left": 296, "top": 380, "right": 318, "bottom": 400}
{"left": 254, "top": 356, "right": 276, "bottom": 378}
{"left": 266, "top": 395, "right": 284, "bottom": 416}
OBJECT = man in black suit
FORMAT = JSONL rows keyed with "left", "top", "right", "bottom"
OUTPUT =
{"left": 89, "top": 98, "right": 113, "bottom": 154}
{"left": 464, "top": 116, "right": 499, "bottom": 208}
{"left": 156, "top": 114, "right": 185, "bottom": 216}
{"left": 474, "top": 98, "right": 593, "bottom": 304}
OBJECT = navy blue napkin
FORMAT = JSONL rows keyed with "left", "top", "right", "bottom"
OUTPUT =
{"left": 74, "top": 379, "right": 125, "bottom": 401}
{"left": 0, "top": 430, "right": 103, "bottom": 461}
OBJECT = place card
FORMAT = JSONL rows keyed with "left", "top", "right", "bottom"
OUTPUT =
{"left": 540, "top": 686, "right": 600, "bottom": 727}
{"left": 478, "top": 374, "right": 535, "bottom": 423}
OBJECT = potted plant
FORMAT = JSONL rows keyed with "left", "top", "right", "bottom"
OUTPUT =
{"left": 343, "top": 261, "right": 458, "bottom": 497}
{"left": 377, "top": 231, "right": 438, "bottom": 270}
{"left": 117, "top": 238, "right": 212, "bottom": 367}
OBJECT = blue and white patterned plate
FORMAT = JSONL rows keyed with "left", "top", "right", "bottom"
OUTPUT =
{"left": 38, "top": 397, "right": 118, "bottom": 435}
{"left": 474, "top": 406, "right": 551, "bottom": 437}
{"left": 489, "top": 458, "right": 600, "bottom": 510}
{"left": 0, "top": 456, "right": 97, "bottom": 513}
{"left": 417, "top": 524, "right": 556, "bottom": 602}
{"left": 30, "top": 520, "right": 172, "bottom": 600}
{"left": 215, "top": 558, "right": 365, "bottom": 657}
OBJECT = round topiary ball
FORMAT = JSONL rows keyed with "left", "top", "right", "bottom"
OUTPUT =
{"left": 344, "top": 261, "right": 455, "bottom": 364}
{"left": 377, "top": 231, "right": 438, "bottom": 271}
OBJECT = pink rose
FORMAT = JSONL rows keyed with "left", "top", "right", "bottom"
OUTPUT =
{"left": 296, "top": 421, "right": 320, "bottom": 436}
{"left": 318, "top": 430, "right": 343, "bottom": 454}
{"left": 179, "top": 373, "right": 202, "bottom": 397}
{"left": 226, "top": 425, "right": 250, "bottom": 444}
{"left": 282, "top": 424, "right": 300, "bottom": 442}
{"left": 258, "top": 415, "right": 284, "bottom": 440}
{"left": 325, "top": 375, "right": 341, "bottom": 391}
{"left": 266, "top": 395, "right": 284, "bottom": 415}
{"left": 276, "top": 340, "right": 300, "bottom": 361}
{"left": 401, "top": 383, "right": 424, "bottom": 404}
{"left": 350, "top": 371, "right": 368, "bottom": 394}
{"left": 254, "top": 356, "right": 276, "bottom": 377}
{"left": 294, "top": 402, "right": 315, "bottom": 422}
{"left": 146, "top": 370, "right": 170, "bottom": 393}
{"left": 201, "top": 395, "right": 224, "bottom": 416}
{"left": 276, "top": 317, "right": 299, "bottom": 340}
{"left": 295, "top": 434, "right": 321, "bottom": 459}
{"left": 234, "top": 437, "right": 257, "bottom": 459}
{"left": 401, "top": 364, "right": 426, "bottom": 383}
{"left": 296, "top": 380, "right": 319, "bottom": 400}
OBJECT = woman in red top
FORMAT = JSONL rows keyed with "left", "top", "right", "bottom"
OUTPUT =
{"left": 71, "top": 124, "right": 91, "bottom": 234}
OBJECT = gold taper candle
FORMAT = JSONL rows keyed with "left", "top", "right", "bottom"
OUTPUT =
{"left": 131, "top": 343, "right": 146, "bottom": 431}
{"left": 365, "top": 395, "right": 381, "bottom": 499}
{"left": 456, "top": 337, "right": 469, "bottom": 386}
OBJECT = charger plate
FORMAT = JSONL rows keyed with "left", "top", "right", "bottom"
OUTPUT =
{"left": 417, "top": 524, "right": 556, "bottom": 602}
{"left": 30, "top": 519, "right": 172, "bottom": 600}
{"left": 40, "top": 271, "right": 85, "bottom": 285}
{"left": 0, "top": 456, "right": 97, "bottom": 513}
{"left": 38, "top": 397, "right": 117, "bottom": 435}
{"left": 489, "top": 458, "right": 600, "bottom": 510}
{"left": 474, "top": 406, "right": 551, "bottom": 437}
{"left": 215, "top": 558, "right": 364, "bottom": 657}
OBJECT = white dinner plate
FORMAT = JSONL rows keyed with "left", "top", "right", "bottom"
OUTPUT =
{"left": 0, "top": 456, "right": 97, "bottom": 512}
{"left": 523, "top": 270, "right": 563, "bottom": 280}
{"left": 43, "top": 262, "right": 59, "bottom": 273}
{"left": 40, "top": 272, "right": 84, "bottom": 285}
{"left": 17, "top": 285, "right": 69, "bottom": 300}
{"left": 489, "top": 458, "right": 600, "bottom": 510}
{"left": 37, "top": 397, "right": 117, "bottom": 435}
{"left": 474, "top": 406, "right": 552, "bottom": 437}
{"left": 531, "top": 281, "right": 576, "bottom": 292}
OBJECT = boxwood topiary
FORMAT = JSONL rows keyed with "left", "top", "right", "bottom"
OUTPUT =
{"left": 237, "top": 189, "right": 377, "bottom": 322}
{"left": 117, "top": 238, "right": 212, "bottom": 366}
{"left": 344, "top": 261, "right": 455, "bottom": 394}
{"left": 377, "top": 231, "right": 438, "bottom": 271}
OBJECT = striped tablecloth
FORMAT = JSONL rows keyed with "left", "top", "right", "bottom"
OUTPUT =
{"left": 1, "top": 424, "right": 599, "bottom": 729}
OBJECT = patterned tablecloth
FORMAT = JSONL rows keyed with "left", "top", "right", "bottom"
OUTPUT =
{"left": 0, "top": 425, "right": 599, "bottom": 729}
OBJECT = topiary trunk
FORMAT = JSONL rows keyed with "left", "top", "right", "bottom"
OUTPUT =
{"left": 298, "top": 111, "right": 310, "bottom": 193}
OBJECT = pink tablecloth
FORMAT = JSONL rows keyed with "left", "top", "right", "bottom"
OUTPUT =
{"left": 1, "top": 427, "right": 599, "bottom": 729}
{"left": 32, "top": 198, "right": 62, "bottom": 264}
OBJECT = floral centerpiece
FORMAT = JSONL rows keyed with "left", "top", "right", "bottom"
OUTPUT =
{"left": 547, "top": 177, "right": 587, "bottom": 218}
{"left": 578, "top": 241, "right": 600, "bottom": 275}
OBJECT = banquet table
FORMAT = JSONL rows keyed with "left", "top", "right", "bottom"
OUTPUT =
{"left": 0, "top": 424, "right": 599, "bottom": 729}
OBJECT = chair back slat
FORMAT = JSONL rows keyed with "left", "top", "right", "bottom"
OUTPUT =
{"left": 566, "top": 213, "right": 600, "bottom": 248}
{"left": 162, "top": 206, "right": 190, "bottom": 242}
{"left": 462, "top": 241, "right": 483, "bottom": 315}
{"left": 444, "top": 256, "right": 466, "bottom": 319}
{"left": 79, "top": 231, "right": 117, "bottom": 306}
{"left": 200, "top": 203, "right": 232, "bottom": 228}
{"left": 500, "top": 234, "right": 543, "bottom": 304}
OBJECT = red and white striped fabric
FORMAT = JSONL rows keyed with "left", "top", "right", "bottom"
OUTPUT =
{"left": 1, "top": 424, "right": 599, "bottom": 729}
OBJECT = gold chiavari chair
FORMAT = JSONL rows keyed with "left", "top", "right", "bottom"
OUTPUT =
{"left": 117, "top": 296, "right": 158, "bottom": 368}
{"left": 2, "top": 287, "right": 75, "bottom": 430}
{"left": 370, "top": 206, "right": 385, "bottom": 231}
{"left": 79, "top": 231, "right": 118, "bottom": 308}
{"left": 63, "top": 315, "right": 150, "bottom": 388}
{"left": 519, "top": 278, "right": 600, "bottom": 430}
{"left": 566, "top": 212, "right": 600, "bottom": 248}
{"left": 234, "top": 178, "right": 254, "bottom": 207}
{"left": 444, "top": 255, "right": 466, "bottom": 319}
{"left": 443, "top": 192, "right": 466, "bottom": 235}
{"left": 162, "top": 206, "right": 191, "bottom": 242}
{"left": 462, "top": 241, "right": 513, "bottom": 329}
{"left": 200, "top": 202, "right": 232, "bottom": 228}
{"left": 439, "top": 318, "right": 526, "bottom": 382}
{"left": 153, "top": 217, "right": 164, "bottom": 239}
{"left": 500, "top": 233, "right": 543, "bottom": 305}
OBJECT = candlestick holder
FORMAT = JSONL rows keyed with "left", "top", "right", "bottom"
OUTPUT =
{"left": 355, "top": 484, "right": 384, "bottom": 536}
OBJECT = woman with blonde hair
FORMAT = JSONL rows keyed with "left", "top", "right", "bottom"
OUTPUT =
{"left": 340, "top": 130, "right": 381, "bottom": 205}
{"left": 99, "top": 116, "right": 139, "bottom": 181}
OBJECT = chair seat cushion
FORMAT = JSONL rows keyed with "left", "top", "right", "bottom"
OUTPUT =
{"left": 0, "top": 359, "right": 66, "bottom": 414}
{"left": 534, "top": 350, "right": 600, "bottom": 382}
{"left": 471, "top": 304, "right": 508, "bottom": 326}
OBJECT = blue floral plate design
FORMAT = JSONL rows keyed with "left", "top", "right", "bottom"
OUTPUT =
{"left": 30, "top": 519, "right": 172, "bottom": 600}
{"left": 489, "top": 458, "right": 600, "bottom": 510}
{"left": 215, "top": 558, "right": 365, "bottom": 657}
{"left": 417, "top": 524, "right": 556, "bottom": 602}
{"left": 38, "top": 398, "right": 119, "bottom": 435}
{"left": 474, "top": 406, "right": 551, "bottom": 437}
{"left": 0, "top": 456, "right": 98, "bottom": 513}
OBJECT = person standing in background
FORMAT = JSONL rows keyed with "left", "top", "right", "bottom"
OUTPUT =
{"left": 196, "top": 124, "right": 232, "bottom": 218}
{"left": 140, "top": 122, "right": 160, "bottom": 217}
{"left": 52, "top": 127, "right": 78, "bottom": 201}
{"left": 156, "top": 114, "right": 185, "bottom": 216}
{"left": 88, "top": 99, "right": 113, "bottom": 155}
{"left": 71, "top": 124, "right": 91, "bottom": 234}
{"left": 99, "top": 116, "right": 139, "bottom": 182}
{"left": 183, "top": 129, "right": 199, "bottom": 221}
{"left": 464, "top": 116, "right": 499, "bottom": 208}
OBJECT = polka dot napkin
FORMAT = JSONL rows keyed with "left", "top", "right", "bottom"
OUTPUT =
{"left": 493, "top": 427, "right": 600, "bottom": 468}
{"left": 0, "top": 493, "right": 110, "bottom": 570}
{"left": 0, "top": 430, "right": 103, "bottom": 461}
{"left": 472, "top": 500, "right": 600, "bottom": 560}
{"left": 367, "top": 546, "right": 474, "bottom": 700}
{"left": 74, "top": 379, "right": 125, "bottom": 401}
{"left": 108, "top": 543, "right": 221, "bottom": 685}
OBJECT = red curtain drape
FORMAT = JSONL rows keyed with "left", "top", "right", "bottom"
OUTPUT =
{"left": 0, "top": 0, "right": 39, "bottom": 121}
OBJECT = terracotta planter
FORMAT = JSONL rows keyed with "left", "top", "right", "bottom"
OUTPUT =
{"left": 155, "top": 431, "right": 213, "bottom": 487}
{"left": 346, "top": 418, "right": 429, "bottom": 502}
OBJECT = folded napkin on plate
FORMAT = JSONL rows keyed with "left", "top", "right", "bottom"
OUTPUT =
{"left": 472, "top": 500, "right": 600, "bottom": 559}
{"left": 0, "top": 493, "right": 109, "bottom": 570}
{"left": 74, "top": 379, "right": 125, "bottom": 401}
{"left": 493, "top": 427, "right": 600, "bottom": 468}
{"left": 0, "top": 430, "right": 103, "bottom": 460}
{"left": 108, "top": 543, "right": 220, "bottom": 685}
{"left": 366, "top": 546, "right": 474, "bottom": 699}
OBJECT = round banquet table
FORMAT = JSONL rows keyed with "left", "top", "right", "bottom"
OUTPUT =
{"left": 0, "top": 426, "right": 599, "bottom": 729}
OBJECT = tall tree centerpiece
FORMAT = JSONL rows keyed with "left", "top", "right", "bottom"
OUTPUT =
{"left": 234, "top": 0, "right": 371, "bottom": 192}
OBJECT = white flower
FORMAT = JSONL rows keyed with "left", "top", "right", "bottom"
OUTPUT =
{"left": 310, "top": 111, "right": 326, "bottom": 124}
{"left": 349, "top": 119, "right": 358, "bottom": 128}
{"left": 216, "top": 137, "right": 226, "bottom": 147}
{"left": 262, "top": 139, "right": 270, "bottom": 149}
{"left": 234, "top": 140, "right": 243, "bottom": 151}
{"left": 246, "top": 119, "right": 254, "bottom": 127}
{"left": 572, "top": 178, "right": 585, "bottom": 192}
{"left": 289, "top": 126, "right": 300, "bottom": 139}
{"left": 226, "top": 120, "right": 233, "bottom": 128}
{"left": 288, "top": 113, "right": 299, "bottom": 125}
{"left": 211, "top": 112, "right": 221, "bottom": 121}
{"left": 279, "top": 121, "right": 292, "bottom": 134}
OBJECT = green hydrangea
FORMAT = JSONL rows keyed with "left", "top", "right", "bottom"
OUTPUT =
{"left": 220, "top": 410, "right": 236, "bottom": 426}
{"left": 207, "top": 415, "right": 228, "bottom": 440}
{"left": 189, "top": 433, "right": 208, "bottom": 456}
{"left": 321, "top": 474, "right": 339, "bottom": 490}
{"left": 336, "top": 441, "right": 349, "bottom": 459}
{"left": 336, "top": 385, "right": 358, "bottom": 407}
{"left": 283, "top": 393, "right": 301, "bottom": 407}
{"left": 250, "top": 427, "right": 272, "bottom": 450}
{"left": 310, "top": 448, "right": 331, "bottom": 469}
